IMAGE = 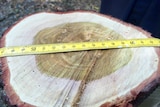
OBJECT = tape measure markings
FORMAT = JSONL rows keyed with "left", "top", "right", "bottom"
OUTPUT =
{"left": 0, "top": 38, "right": 160, "bottom": 57}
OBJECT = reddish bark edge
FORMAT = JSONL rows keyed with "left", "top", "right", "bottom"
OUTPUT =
{"left": 0, "top": 39, "right": 35, "bottom": 106}
{"left": 0, "top": 11, "right": 159, "bottom": 107}
{"left": 100, "top": 48, "right": 160, "bottom": 107}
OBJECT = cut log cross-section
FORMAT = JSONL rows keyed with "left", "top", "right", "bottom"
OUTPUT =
{"left": 0, "top": 12, "right": 160, "bottom": 107}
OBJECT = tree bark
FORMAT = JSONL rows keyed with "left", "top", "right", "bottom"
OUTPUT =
{"left": 0, "top": 11, "right": 160, "bottom": 107}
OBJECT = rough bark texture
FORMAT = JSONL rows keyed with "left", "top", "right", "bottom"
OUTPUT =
{"left": 0, "top": 12, "right": 160, "bottom": 107}
{"left": 0, "top": 1, "right": 100, "bottom": 107}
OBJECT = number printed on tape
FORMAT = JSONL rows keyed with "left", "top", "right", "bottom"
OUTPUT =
{"left": 0, "top": 38, "right": 160, "bottom": 57}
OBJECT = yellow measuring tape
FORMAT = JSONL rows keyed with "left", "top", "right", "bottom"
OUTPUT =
{"left": 0, "top": 38, "right": 160, "bottom": 58}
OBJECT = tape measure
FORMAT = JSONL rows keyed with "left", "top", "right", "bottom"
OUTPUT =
{"left": 0, "top": 38, "right": 160, "bottom": 58}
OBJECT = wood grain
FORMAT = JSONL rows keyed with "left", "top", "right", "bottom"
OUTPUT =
{"left": 0, "top": 12, "right": 159, "bottom": 107}
{"left": 34, "top": 22, "right": 132, "bottom": 81}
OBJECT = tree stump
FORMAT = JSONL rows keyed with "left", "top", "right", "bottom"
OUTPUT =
{"left": 0, "top": 12, "right": 160, "bottom": 107}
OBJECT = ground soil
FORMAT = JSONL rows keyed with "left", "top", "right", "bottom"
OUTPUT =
{"left": 0, "top": 0, "right": 100, "bottom": 106}
{"left": 0, "top": 0, "right": 160, "bottom": 107}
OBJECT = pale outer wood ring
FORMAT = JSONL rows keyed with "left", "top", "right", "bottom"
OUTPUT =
{"left": 0, "top": 11, "right": 160, "bottom": 107}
